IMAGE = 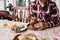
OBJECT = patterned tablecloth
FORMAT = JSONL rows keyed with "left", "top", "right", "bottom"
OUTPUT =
{"left": 0, "top": 20, "right": 60, "bottom": 40}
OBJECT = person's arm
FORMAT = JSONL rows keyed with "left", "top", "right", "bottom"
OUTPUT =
{"left": 28, "top": 4, "right": 32, "bottom": 18}
{"left": 29, "top": 2, "right": 35, "bottom": 16}
{"left": 47, "top": 2, "right": 60, "bottom": 27}
{"left": 27, "top": 2, "right": 36, "bottom": 20}
{"left": 34, "top": 2, "right": 60, "bottom": 29}
{"left": 26, "top": 3, "right": 32, "bottom": 22}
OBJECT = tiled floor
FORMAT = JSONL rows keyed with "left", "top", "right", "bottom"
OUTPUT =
{"left": 0, "top": 20, "right": 60, "bottom": 40}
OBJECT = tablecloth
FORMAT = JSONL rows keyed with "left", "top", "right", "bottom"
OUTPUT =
{"left": 0, "top": 20, "right": 60, "bottom": 40}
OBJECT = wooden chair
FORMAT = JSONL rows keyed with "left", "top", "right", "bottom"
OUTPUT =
{"left": 13, "top": 6, "right": 29, "bottom": 22}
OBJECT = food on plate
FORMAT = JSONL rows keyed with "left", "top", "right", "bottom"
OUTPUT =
{"left": 25, "top": 33, "right": 37, "bottom": 40}
{"left": 11, "top": 25, "right": 18, "bottom": 30}
{"left": 19, "top": 24, "right": 24, "bottom": 29}
{"left": 18, "top": 34, "right": 32, "bottom": 40}
{"left": 13, "top": 33, "right": 42, "bottom": 40}
{"left": 11, "top": 24, "right": 27, "bottom": 32}
{"left": 4, "top": 23, "right": 9, "bottom": 28}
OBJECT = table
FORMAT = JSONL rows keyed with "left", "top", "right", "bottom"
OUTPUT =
{"left": 0, "top": 20, "right": 60, "bottom": 40}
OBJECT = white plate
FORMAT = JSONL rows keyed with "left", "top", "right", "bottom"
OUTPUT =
{"left": 11, "top": 22, "right": 28, "bottom": 31}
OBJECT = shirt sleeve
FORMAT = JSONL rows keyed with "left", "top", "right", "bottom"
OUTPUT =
{"left": 47, "top": 2, "right": 60, "bottom": 27}
{"left": 27, "top": 3, "right": 33, "bottom": 18}
{"left": 29, "top": 3, "right": 33, "bottom": 15}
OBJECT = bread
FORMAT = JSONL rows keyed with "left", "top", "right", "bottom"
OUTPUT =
{"left": 18, "top": 33, "right": 36, "bottom": 40}
{"left": 18, "top": 34, "right": 32, "bottom": 40}
{"left": 13, "top": 33, "right": 42, "bottom": 40}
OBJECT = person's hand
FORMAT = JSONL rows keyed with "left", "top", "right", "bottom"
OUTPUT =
{"left": 28, "top": 21, "right": 48, "bottom": 30}
{"left": 28, "top": 25, "right": 35, "bottom": 30}
{"left": 34, "top": 22, "right": 43, "bottom": 29}
{"left": 34, "top": 22, "right": 48, "bottom": 29}
{"left": 30, "top": 17, "right": 37, "bottom": 25}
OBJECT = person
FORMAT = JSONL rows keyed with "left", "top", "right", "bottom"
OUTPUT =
{"left": 28, "top": 0, "right": 60, "bottom": 30}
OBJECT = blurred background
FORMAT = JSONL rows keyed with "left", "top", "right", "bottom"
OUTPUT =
{"left": 0, "top": 0, "right": 60, "bottom": 11}
{"left": 0, "top": 0, "right": 60, "bottom": 21}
